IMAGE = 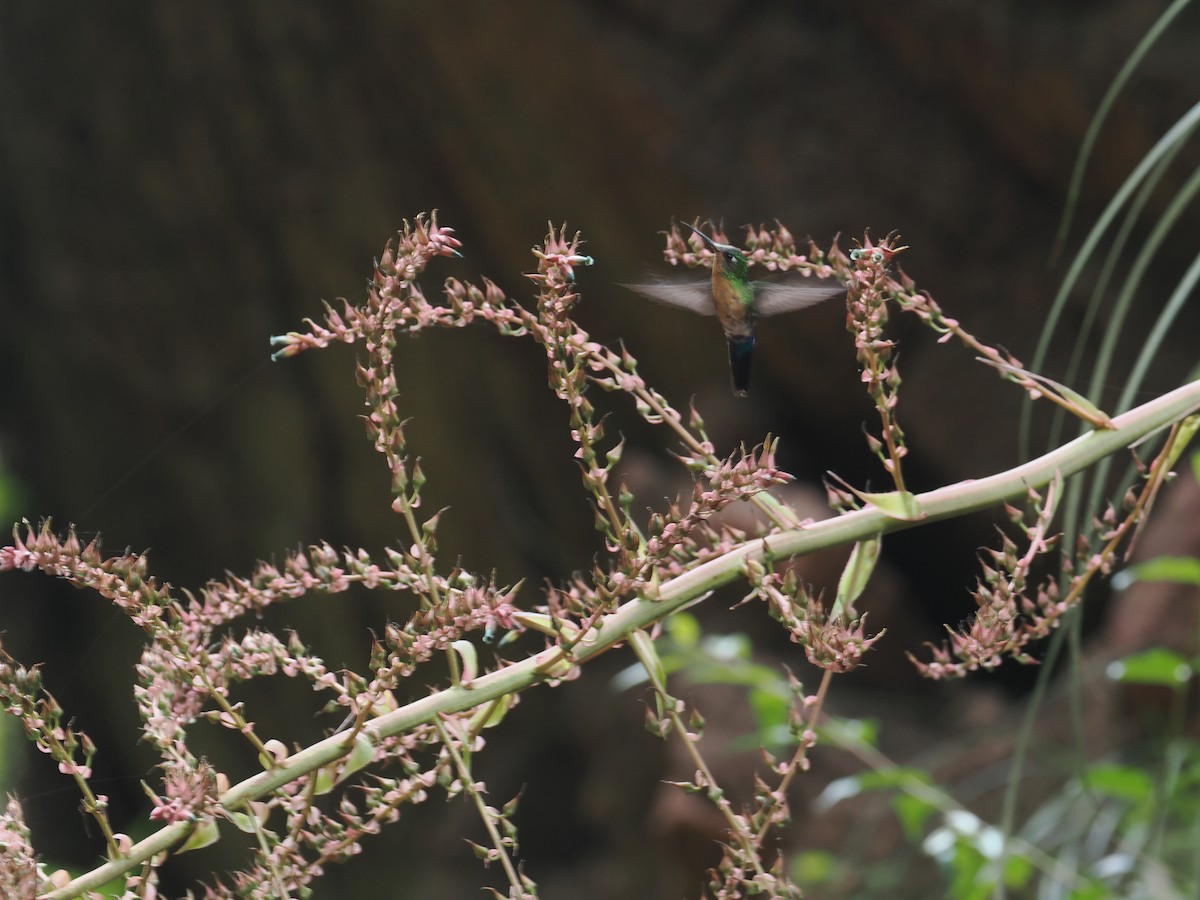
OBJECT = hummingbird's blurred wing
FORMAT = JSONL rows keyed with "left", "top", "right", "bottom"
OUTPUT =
{"left": 754, "top": 280, "right": 844, "bottom": 317}
{"left": 619, "top": 278, "right": 717, "bottom": 315}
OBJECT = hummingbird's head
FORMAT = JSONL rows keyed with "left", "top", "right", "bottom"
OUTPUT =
{"left": 680, "top": 222, "right": 748, "bottom": 282}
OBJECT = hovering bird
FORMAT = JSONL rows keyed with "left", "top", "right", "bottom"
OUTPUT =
{"left": 625, "top": 222, "right": 843, "bottom": 397}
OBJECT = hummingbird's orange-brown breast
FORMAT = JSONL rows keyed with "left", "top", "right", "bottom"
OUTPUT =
{"left": 710, "top": 264, "right": 756, "bottom": 338}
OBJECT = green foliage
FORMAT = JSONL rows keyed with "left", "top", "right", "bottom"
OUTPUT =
{"left": 1121, "top": 555, "right": 1200, "bottom": 588}
{"left": 1108, "top": 647, "right": 1192, "bottom": 687}
{"left": 615, "top": 612, "right": 798, "bottom": 749}
{"left": 0, "top": 460, "right": 26, "bottom": 531}
{"left": 652, "top": 604, "right": 1200, "bottom": 898}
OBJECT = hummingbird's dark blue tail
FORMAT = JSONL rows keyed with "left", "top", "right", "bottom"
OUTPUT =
{"left": 726, "top": 335, "right": 754, "bottom": 398}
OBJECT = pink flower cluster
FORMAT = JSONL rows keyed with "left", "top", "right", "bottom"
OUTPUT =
{"left": 909, "top": 488, "right": 1068, "bottom": 679}
{"left": 6, "top": 210, "right": 1155, "bottom": 899}
{"left": 645, "top": 441, "right": 792, "bottom": 559}
{"left": 747, "top": 564, "right": 886, "bottom": 674}
{"left": 0, "top": 798, "right": 49, "bottom": 897}
{"left": 663, "top": 219, "right": 837, "bottom": 278}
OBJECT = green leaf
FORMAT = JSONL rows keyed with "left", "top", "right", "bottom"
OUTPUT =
{"left": 1107, "top": 647, "right": 1192, "bottom": 686}
{"left": 818, "top": 715, "right": 879, "bottom": 749}
{"left": 466, "top": 840, "right": 495, "bottom": 861}
{"left": 501, "top": 790, "right": 522, "bottom": 818}
{"left": 748, "top": 685, "right": 790, "bottom": 733}
{"left": 451, "top": 640, "right": 478, "bottom": 683}
{"left": 852, "top": 490, "right": 924, "bottom": 521}
{"left": 1023, "top": 102, "right": 1200, "bottom": 455}
{"left": 469, "top": 694, "right": 515, "bottom": 731}
{"left": 1052, "top": 0, "right": 1192, "bottom": 254}
{"left": 790, "top": 849, "right": 838, "bottom": 886}
{"left": 510, "top": 611, "right": 579, "bottom": 640}
{"left": 1002, "top": 852, "right": 1034, "bottom": 889}
{"left": 1124, "top": 555, "right": 1200, "bottom": 587}
{"left": 947, "top": 842, "right": 990, "bottom": 900}
{"left": 984, "top": 357, "right": 1112, "bottom": 425}
{"left": 338, "top": 732, "right": 375, "bottom": 782}
{"left": 1084, "top": 763, "right": 1154, "bottom": 803}
{"left": 666, "top": 611, "right": 701, "bottom": 649}
{"left": 833, "top": 536, "right": 882, "bottom": 619}
{"left": 1037, "top": 373, "right": 1109, "bottom": 421}
{"left": 177, "top": 818, "right": 221, "bottom": 853}
{"left": 313, "top": 766, "right": 336, "bottom": 795}
{"left": 855, "top": 766, "right": 933, "bottom": 793}
{"left": 0, "top": 466, "right": 27, "bottom": 524}
{"left": 226, "top": 810, "right": 259, "bottom": 834}
{"left": 1161, "top": 414, "right": 1200, "bottom": 473}
{"left": 892, "top": 792, "right": 936, "bottom": 842}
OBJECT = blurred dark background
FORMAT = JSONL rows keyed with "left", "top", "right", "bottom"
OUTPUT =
{"left": 3, "top": 2, "right": 1199, "bottom": 897}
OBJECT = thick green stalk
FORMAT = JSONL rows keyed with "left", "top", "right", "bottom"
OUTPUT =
{"left": 44, "top": 377, "right": 1200, "bottom": 900}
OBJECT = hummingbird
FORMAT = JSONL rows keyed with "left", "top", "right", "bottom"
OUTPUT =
{"left": 625, "top": 222, "right": 843, "bottom": 397}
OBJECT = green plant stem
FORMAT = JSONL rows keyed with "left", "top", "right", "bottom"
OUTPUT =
{"left": 628, "top": 629, "right": 766, "bottom": 877}
{"left": 434, "top": 718, "right": 524, "bottom": 892}
{"left": 42, "top": 377, "right": 1200, "bottom": 900}
{"left": 756, "top": 667, "right": 834, "bottom": 845}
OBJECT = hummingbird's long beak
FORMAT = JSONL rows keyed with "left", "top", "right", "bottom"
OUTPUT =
{"left": 679, "top": 221, "right": 718, "bottom": 251}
